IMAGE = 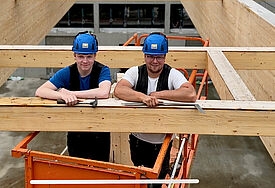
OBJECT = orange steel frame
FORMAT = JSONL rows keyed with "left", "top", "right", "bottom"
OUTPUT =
{"left": 12, "top": 132, "right": 173, "bottom": 188}
{"left": 123, "top": 33, "right": 209, "bottom": 188}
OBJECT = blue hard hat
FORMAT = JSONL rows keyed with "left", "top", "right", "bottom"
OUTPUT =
{"left": 142, "top": 33, "right": 168, "bottom": 55}
{"left": 72, "top": 32, "right": 98, "bottom": 54}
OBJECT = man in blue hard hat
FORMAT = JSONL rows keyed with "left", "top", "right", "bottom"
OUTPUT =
{"left": 114, "top": 33, "right": 196, "bottom": 185}
{"left": 35, "top": 31, "right": 111, "bottom": 161}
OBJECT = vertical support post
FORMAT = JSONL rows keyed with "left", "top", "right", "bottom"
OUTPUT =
{"left": 165, "top": 2, "right": 171, "bottom": 34}
{"left": 93, "top": 2, "right": 100, "bottom": 33}
{"left": 135, "top": 173, "right": 141, "bottom": 188}
{"left": 26, "top": 155, "right": 33, "bottom": 188}
{"left": 183, "top": 137, "right": 188, "bottom": 179}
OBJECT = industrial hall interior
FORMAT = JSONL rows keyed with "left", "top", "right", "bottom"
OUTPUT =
{"left": 0, "top": 0, "right": 274, "bottom": 188}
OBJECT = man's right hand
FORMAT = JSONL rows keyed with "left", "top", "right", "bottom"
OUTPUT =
{"left": 59, "top": 88, "right": 78, "bottom": 106}
{"left": 141, "top": 95, "right": 159, "bottom": 107}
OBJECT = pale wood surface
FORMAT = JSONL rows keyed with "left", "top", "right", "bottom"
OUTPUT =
{"left": 1, "top": 46, "right": 275, "bottom": 51}
{"left": 0, "top": 98, "right": 274, "bottom": 135}
{"left": 1, "top": 47, "right": 275, "bottom": 69}
{"left": 0, "top": 105, "right": 273, "bottom": 136}
{"left": 110, "top": 73, "right": 132, "bottom": 165}
{"left": 207, "top": 50, "right": 255, "bottom": 100}
{"left": 0, "top": 50, "right": 206, "bottom": 69}
{"left": 0, "top": 97, "right": 274, "bottom": 110}
{"left": 0, "top": 0, "right": 75, "bottom": 86}
{"left": 181, "top": 0, "right": 275, "bottom": 46}
{"left": 224, "top": 51, "right": 275, "bottom": 70}
{"left": 182, "top": 0, "right": 275, "bottom": 161}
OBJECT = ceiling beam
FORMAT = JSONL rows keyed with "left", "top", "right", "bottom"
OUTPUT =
{"left": 207, "top": 50, "right": 255, "bottom": 100}
{"left": 0, "top": 46, "right": 275, "bottom": 70}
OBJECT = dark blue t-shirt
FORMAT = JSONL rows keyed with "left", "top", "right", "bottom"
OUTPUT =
{"left": 49, "top": 65, "right": 111, "bottom": 90}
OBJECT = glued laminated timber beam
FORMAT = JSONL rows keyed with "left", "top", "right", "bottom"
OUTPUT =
{"left": 182, "top": 0, "right": 275, "bottom": 161}
{"left": 0, "top": 46, "right": 275, "bottom": 70}
{"left": 0, "top": 0, "right": 75, "bottom": 87}
{"left": 0, "top": 97, "right": 274, "bottom": 136}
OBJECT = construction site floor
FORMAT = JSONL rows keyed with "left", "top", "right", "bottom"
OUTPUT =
{"left": 0, "top": 78, "right": 275, "bottom": 188}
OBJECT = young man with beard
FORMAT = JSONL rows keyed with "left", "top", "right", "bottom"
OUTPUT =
{"left": 114, "top": 33, "right": 196, "bottom": 187}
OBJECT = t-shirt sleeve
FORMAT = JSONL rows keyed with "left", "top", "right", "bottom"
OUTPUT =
{"left": 168, "top": 68, "right": 188, "bottom": 90}
{"left": 122, "top": 66, "right": 138, "bottom": 87}
{"left": 49, "top": 67, "right": 70, "bottom": 89}
{"left": 99, "top": 66, "right": 111, "bottom": 83}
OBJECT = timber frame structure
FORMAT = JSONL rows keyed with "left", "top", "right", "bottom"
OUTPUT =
{"left": 0, "top": 0, "right": 274, "bottom": 185}
{"left": 0, "top": 46, "right": 274, "bottom": 148}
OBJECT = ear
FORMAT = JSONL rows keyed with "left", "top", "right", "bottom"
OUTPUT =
{"left": 94, "top": 53, "right": 97, "bottom": 58}
{"left": 73, "top": 53, "right": 76, "bottom": 57}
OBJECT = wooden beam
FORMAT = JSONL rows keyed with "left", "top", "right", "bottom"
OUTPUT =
{"left": 207, "top": 50, "right": 255, "bottom": 100}
{"left": 207, "top": 50, "right": 275, "bottom": 161}
{"left": 76, "top": 0, "right": 232, "bottom": 1}
{"left": 1, "top": 97, "right": 274, "bottom": 110}
{"left": 0, "top": 47, "right": 206, "bottom": 69}
{"left": 1, "top": 46, "right": 275, "bottom": 69}
{"left": 181, "top": 0, "right": 275, "bottom": 46}
{"left": 0, "top": 98, "right": 274, "bottom": 135}
{"left": 0, "top": 0, "right": 75, "bottom": 87}
{"left": 182, "top": 0, "right": 275, "bottom": 162}
{"left": 223, "top": 51, "right": 275, "bottom": 70}
{"left": 0, "top": 106, "right": 273, "bottom": 136}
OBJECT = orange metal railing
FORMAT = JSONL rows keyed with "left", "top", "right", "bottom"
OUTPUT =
{"left": 12, "top": 132, "right": 173, "bottom": 188}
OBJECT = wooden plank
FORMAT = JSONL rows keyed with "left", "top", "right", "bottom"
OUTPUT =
{"left": 260, "top": 136, "right": 275, "bottom": 162}
{"left": 0, "top": 46, "right": 275, "bottom": 69}
{"left": 1, "top": 97, "right": 274, "bottom": 111}
{"left": 224, "top": 51, "right": 275, "bottom": 70}
{"left": 2, "top": 46, "right": 275, "bottom": 51}
{"left": 237, "top": 70, "right": 274, "bottom": 101}
{"left": 0, "top": 98, "right": 274, "bottom": 135}
{"left": 207, "top": 50, "right": 255, "bottom": 100}
{"left": 0, "top": 49, "right": 206, "bottom": 69}
{"left": 0, "top": 105, "right": 273, "bottom": 136}
{"left": 110, "top": 73, "right": 132, "bottom": 165}
{"left": 77, "top": 0, "right": 221, "bottom": 1}
{"left": 237, "top": 69, "right": 275, "bottom": 161}
{"left": 110, "top": 132, "right": 133, "bottom": 165}
{"left": 0, "top": 0, "right": 75, "bottom": 87}
{"left": 207, "top": 52, "right": 234, "bottom": 100}
{"left": 207, "top": 51, "right": 275, "bottom": 160}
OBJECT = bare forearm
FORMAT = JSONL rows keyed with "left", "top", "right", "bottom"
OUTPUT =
{"left": 72, "top": 88, "right": 109, "bottom": 99}
{"left": 114, "top": 86, "right": 146, "bottom": 102}
{"left": 151, "top": 89, "right": 196, "bottom": 102}
{"left": 35, "top": 87, "right": 62, "bottom": 100}
{"left": 73, "top": 81, "right": 111, "bottom": 99}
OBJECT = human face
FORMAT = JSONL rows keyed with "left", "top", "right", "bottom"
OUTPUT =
{"left": 74, "top": 53, "right": 96, "bottom": 72}
{"left": 144, "top": 54, "right": 166, "bottom": 76}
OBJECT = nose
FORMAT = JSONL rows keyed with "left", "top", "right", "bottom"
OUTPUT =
{"left": 152, "top": 57, "right": 158, "bottom": 63}
{"left": 82, "top": 57, "right": 89, "bottom": 62}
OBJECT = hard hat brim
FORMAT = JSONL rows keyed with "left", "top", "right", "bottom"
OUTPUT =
{"left": 73, "top": 51, "right": 97, "bottom": 54}
{"left": 143, "top": 52, "right": 167, "bottom": 55}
